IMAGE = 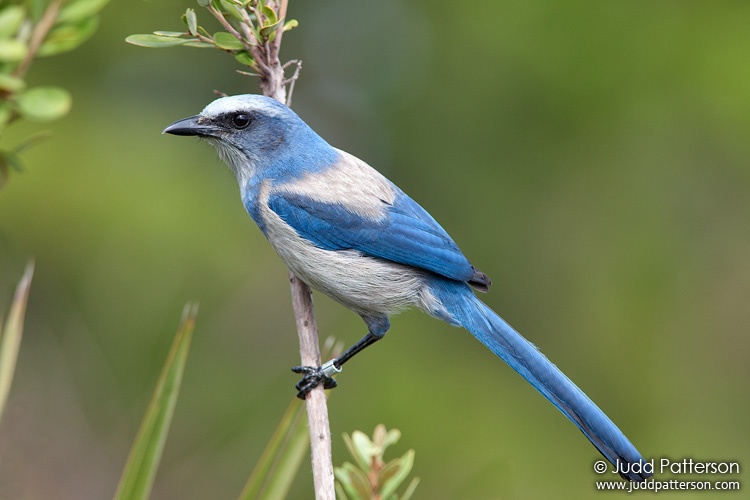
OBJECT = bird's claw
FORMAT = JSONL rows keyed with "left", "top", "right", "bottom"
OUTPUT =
{"left": 291, "top": 360, "right": 341, "bottom": 399}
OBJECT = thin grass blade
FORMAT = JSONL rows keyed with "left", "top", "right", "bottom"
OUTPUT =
{"left": 113, "top": 302, "right": 198, "bottom": 500}
{"left": 0, "top": 260, "right": 34, "bottom": 421}
{"left": 238, "top": 398, "right": 309, "bottom": 500}
{"left": 256, "top": 397, "right": 310, "bottom": 500}
{"left": 238, "top": 337, "right": 342, "bottom": 500}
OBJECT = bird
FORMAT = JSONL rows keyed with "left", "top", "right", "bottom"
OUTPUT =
{"left": 164, "top": 94, "right": 652, "bottom": 481}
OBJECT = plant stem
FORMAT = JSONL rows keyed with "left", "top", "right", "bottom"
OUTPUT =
{"left": 14, "top": 0, "right": 62, "bottom": 79}
{"left": 255, "top": 1, "right": 335, "bottom": 498}
{"left": 289, "top": 272, "right": 335, "bottom": 499}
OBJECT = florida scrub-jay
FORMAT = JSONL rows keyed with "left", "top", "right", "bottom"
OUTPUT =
{"left": 164, "top": 94, "right": 651, "bottom": 481}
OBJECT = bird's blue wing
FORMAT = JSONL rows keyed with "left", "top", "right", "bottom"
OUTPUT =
{"left": 267, "top": 190, "right": 480, "bottom": 284}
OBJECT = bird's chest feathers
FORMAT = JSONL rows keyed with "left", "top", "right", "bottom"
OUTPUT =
{"left": 254, "top": 179, "right": 317, "bottom": 264}
{"left": 250, "top": 181, "right": 373, "bottom": 311}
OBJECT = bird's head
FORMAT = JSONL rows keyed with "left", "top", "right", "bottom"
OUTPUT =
{"left": 164, "top": 94, "right": 330, "bottom": 187}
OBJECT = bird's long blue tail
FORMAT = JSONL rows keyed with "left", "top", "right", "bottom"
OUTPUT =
{"left": 428, "top": 280, "right": 651, "bottom": 481}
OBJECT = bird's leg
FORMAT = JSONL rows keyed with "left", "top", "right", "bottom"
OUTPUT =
{"left": 292, "top": 316, "right": 389, "bottom": 399}
{"left": 291, "top": 331, "right": 380, "bottom": 398}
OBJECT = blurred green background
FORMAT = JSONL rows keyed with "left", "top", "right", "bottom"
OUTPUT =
{"left": 1, "top": 0, "right": 749, "bottom": 498}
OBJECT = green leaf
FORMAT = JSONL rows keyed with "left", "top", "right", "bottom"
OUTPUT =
{"left": 197, "top": 25, "right": 211, "bottom": 38}
{"left": 335, "top": 483, "right": 350, "bottom": 500}
{"left": 283, "top": 19, "right": 298, "bottom": 32}
{"left": 13, "top": 130, "right": 52, "bottom": 154}
{"left": 0, "top": 6, "right": 26, "bottom": 39}
{"left": 125, "top": 34, "right": 191, "bottom": 48}
{"left": 0, "top": 74, "right": 26, "bottom": 93}
{"left": 0, "top": 39, "right": 27, "bottom": 62}
{"left": 400, "top": 477, "right": 420, "bottom": 500}
{"left": 234, "top": 50, "right": 255, "bottom": 67}
{"left": 16, "top": 86, "right": 71, "bottom": 122}
{"left": 153, "top": 31, "right": 186, "bottom": 37}
{"left": 113, "top": 303, "right": 197, "bottom": 500}
{"left": 350, "top": 430, "right": 378, "bottom": 471}
{"left": 379, "top": 456, "right": 404, "bottom": 490}
{"left": 213, "top": 31, "right": 243, "bottom": 50}
{"left": 379, "top": 450, "right": 415, "bottom": 500}
{"left": 197, "top": 0, "right": 211, "bottom": 6}
{"left": 218, "top": 0, "right": 243, "bottom": 21}
{"left": 38, "top": 16, "right": 99, "bottom": 57}
{"left": 262, "top": 5, "right": 277, "bottom": 25}
{"left": 258, "top": 18, "right": 282, "bottom": 40}
{"left": 342, "top": 432, "right": 370, "bottom": 472}
{"left": 57, "top": 0, "right": 110, "bottom": 24}
{"left": 335, "top": 463, "right": 372, "bottom": 500}
{"left": 0, "top": 151, "right": 24, "bottom": 172}
{"left": 0, "top": 132, "right": 52, "bottom": 185}
{"left": 27, "top": 0, "right": 45, "bottom": 21}
{"left": 0, "top": 261, "right": 34, "bottom": 421}
{"left": 375, "top": 425, "right": 401, "bottom": 451}
{"left": 183, "top": 41, "right": 214, "bottom": 48}
{"left": 184, "top": 8, "right": 197, "bottom": 36}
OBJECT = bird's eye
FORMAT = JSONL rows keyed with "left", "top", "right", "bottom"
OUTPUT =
{"left": 231, "top": 113, "right": 251, "bottom": 129}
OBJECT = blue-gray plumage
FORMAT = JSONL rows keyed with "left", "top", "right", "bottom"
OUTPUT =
{"left": 164, "top": 94, "right": 651, "bottom": 481}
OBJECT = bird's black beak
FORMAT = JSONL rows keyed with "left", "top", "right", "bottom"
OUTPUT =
{"left": 163, "top": 115, "right": 218, "bottom": 137}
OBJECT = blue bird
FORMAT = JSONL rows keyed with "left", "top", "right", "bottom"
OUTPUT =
{"left": 164, "top": 94, "right": 651, "bottom": 481}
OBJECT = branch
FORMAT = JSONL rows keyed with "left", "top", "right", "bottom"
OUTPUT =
{"left": 254, "top": 1, "right": 335, "bottom": 498}
{"left": 289, "top": 272, "right": 335, "bottom": 499}
{"left": 246, "top": 1, "right": 286, "bottom": 102}
{"left": 14, "top": 0, "right": 62, "bottom": 79}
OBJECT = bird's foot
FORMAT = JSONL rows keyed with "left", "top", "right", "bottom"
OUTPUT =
{"left": 291, "top": 360, "right": 341, "bottom": 399}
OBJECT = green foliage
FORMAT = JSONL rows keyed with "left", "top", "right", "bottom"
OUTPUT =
{"left": 114, "top": 303, "right": 197, "bottom": 500}
{"left": 335, "top": 425, "right": 419, "bottom": 500}
{"left": 14, "top": 85, "right": 70, "bottom": 120}
{"left": 56, "top": 0, "right": 109, "bottom": 24}
{"left": 125, "top": 0, "right": 299, "bottom": 73}
{"left": 114, "top": 322, "right": 332, "bottom": 500}
{"left": 39, "top": 15, "right": 99, "bottom": 56}
{"left": 0, "top": 269, "right": 317, "bottom": 500}
{"left": 0, "top": 0, "right": 109, "bottom": 190}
